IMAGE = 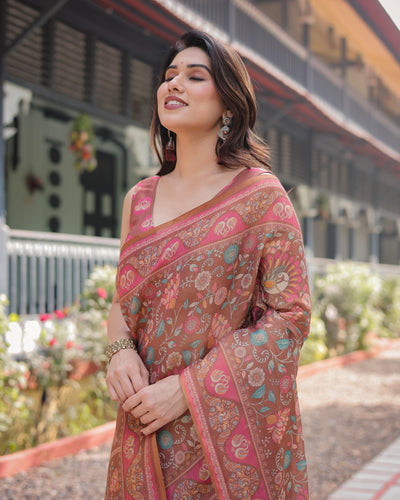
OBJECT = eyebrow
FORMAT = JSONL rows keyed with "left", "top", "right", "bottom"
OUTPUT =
{"left": 166, "top": 63, "right": 212, "bottom": 75}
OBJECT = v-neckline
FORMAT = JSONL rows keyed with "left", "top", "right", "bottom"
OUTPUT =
{"left": 150, "top": 167, "right": 263, "bottom": 231}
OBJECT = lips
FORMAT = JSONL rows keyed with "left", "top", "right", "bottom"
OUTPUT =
{"left": 164, "top": 96, "right": 187, "bottom": 109}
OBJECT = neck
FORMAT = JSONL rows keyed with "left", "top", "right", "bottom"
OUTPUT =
{"left": 172, "top": 133, "right": 223, "bottom": 180}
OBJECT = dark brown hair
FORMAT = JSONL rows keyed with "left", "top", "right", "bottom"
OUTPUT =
{"left": 151, "top": 30, "right": 271, "bottom": 175}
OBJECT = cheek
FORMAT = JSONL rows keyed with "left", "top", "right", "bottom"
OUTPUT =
{"left": 197, "top": 87, "right": 224, "bottom": 115}
{"left": 157, "top": 84, "right": 167, "bottom": 107}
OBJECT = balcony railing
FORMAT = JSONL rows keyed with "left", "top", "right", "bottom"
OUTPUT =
{"left": 166, "top": 0, "right": 400, "bottom": 157}
{"left": 6, "top": 229, "right": 119, "bottom": 315}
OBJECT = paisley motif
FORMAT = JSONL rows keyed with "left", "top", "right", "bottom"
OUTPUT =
{"left": 214, "top": 215, "right": 238, "bottom": 236}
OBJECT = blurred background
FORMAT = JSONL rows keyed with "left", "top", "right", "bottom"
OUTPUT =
{"left": 1, "top": 2, "right": 400, "bottom": 498}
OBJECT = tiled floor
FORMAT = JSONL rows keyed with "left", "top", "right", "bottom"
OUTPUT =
{"left": 328, "top": 436, "right": 400, "bottom": 500}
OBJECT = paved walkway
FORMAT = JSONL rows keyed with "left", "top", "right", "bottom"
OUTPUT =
{"left": 328, "top": 427, "right": 400, "bottom": 500}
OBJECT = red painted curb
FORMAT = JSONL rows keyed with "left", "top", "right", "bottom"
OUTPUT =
{"left": 298, "top": 339, "right": 400, "bottom": 380}
{"left": 0, "top": 420, "right": 116, "bottom": 479}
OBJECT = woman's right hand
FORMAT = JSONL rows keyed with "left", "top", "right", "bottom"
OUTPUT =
{"left": 106, "top": 348, "right": 149, "bottom": 404}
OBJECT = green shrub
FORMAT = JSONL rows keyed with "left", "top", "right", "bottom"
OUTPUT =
{"left": 0, "top": 265, "right": 117, "bottom": 455}
{"left": 300, "top": 315, "right": 328, "bottom": 365}
{"left": 376, "top": 277, "right": 400, "bottom": 337}
{"left": 313, "top": 261, "right": 389, "bottom": 354}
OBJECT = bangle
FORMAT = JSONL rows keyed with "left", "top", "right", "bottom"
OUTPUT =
{"left": 105, "top": 338, "right": 136, "bottom": 362}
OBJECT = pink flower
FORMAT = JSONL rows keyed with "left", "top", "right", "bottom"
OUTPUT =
{"left": 97, "top": 287, "right": 107, "bottom": 299}
{"left": 297, "top": 487, "right": 309, "bottom": 500}
{"left": 266, "top": 408, "right": 291, "bottom": 444}
{"left": 211, "top": 314, "right": 231, "bottom": 340}
{"left": 279, "top": 375, "right": 292, "bottom": 394}
{"left": 166, "top": 352, "right": 183, "bottom": 370}
{"left": 54, "top": 309, "right": 65, "bottom": 319}
{"left": 214, "top": 286, "right": 227, "bottom": 305}
{"left": 39, "top": 313, "right": 52, "bottom": 322}
{"left": 49, "top": 338, "right": 57, "bottom": 347}
{"left": 161, "top": 275, "right": 181, "bottom": 309}
{"left": 248, "top": 367, "right": 265, "bottom": 387}
{"left": 66, "top": 341, "right": 74, "bottom": 349}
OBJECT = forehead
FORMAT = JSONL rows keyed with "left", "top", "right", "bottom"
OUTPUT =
{"left": 169, "top": 47, "right": 211, "bottom": 67}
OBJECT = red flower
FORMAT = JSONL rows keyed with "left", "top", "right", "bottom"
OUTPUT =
{"left": 97, "top": 287, "right": 107, "bottom": 299}
{"left": 39, "top": 313, "right": 52, "bottom": 322}
{"left": 54, "top": 309, "right": 65, "bottom": 319}
{"left": 49, "top": 337, "right": 57, "bottom": 347}
{"left": 66, "top": 341, "right": 74, "bottom": 349}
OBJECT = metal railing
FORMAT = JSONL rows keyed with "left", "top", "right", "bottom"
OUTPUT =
{"left": 7, "top": 229, "right": 120, "bottom": 315}
{"left": 312, "top": 257, "right": 400, "bottom": 278}
{"left": 171, "top": 0, "right": 400, "bottom": 156}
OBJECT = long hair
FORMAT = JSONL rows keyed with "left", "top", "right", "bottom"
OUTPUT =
{"left": 151, "top": 30, "right": 271, "bottom": 175}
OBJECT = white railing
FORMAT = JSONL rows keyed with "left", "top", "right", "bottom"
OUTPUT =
{"left": 7, "top": 229, "right": 120, "bottom": 315}
{"left": 312, "top": 257, "right": 400, "bottom": 278}
{"left": 7, "top": 230, "right": 400, "bottom": 316}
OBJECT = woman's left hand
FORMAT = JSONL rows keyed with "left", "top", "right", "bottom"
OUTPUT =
{"left": 122, "top": 375, "right": 188, "bottom": 435}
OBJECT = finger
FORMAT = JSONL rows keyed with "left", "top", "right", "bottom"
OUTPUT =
{"left": 113, "top": 381, "right": 129, "bottom": 403}
{"left": 141, "top": 419, "right": 163, "bottom": 436}
{"left": 140, "top": 364, "right": 150, "bottom": 385}
{"left": 122, "top": 392, "right": 141, "bottom": 412}
{"left": 106, "top": 382, "right": 119, "bottom": 402}
{"left": 131, "top": 404, "right": 148, "bottom": 419}
{"left": 119, "top": 376, "right": 137, "bottom": 399}
{"left": 139, "top": 411, "right": 156, "bottom": 425}
{"left": 129, "top": 370, "right": 148, "bottom": 392}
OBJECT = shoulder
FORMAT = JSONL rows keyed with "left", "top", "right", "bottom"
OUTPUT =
{"left": 246, "top": 168, "right": 286, "bottom": 194}
{"left": 243, "top": 170, "right": 301, "bottom": 226}
{"left": 123, "top": 176, "right": 159, "bottom": 205}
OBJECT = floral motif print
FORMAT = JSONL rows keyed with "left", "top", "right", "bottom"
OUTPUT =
{"left": 166, "top": 352, "right": 183, "bottom": 371}
{"left": 161, "top": 274, "right": 181, "bottom": 309}
{"left": 194, "top": 271, "right": 211, "bottom": 291}
{"left": 266, "top": 408, "right": 291, "bottom": 444}
{"left": 248, "top": 367, "right": 265, "bottom": 387}
{"left": 106, "top": 168, "right": 310, "bottom": 500}
{"left": 109, "top": 468, "right": 119, "bottom": 494}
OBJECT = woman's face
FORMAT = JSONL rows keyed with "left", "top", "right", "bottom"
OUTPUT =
{"left": 157, "top": 47, "right": 225, "bottom": 138}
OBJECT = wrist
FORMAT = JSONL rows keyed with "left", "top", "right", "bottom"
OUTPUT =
{"left": 105, "top": 338, "right": 136, "bottom": 362}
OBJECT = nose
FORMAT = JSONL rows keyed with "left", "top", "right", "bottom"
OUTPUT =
{"left": 167, "top": 74, "right": 183, "bottom": 92}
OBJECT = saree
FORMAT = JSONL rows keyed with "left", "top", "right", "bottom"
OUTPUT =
{"left": 105, "top": 167, "right": 311, "bottom": 500}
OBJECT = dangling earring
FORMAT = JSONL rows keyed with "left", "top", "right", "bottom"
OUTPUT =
{"left": 218, "top": 113, "right": 232, "bottom": 141}
{"left": 165, "top": 130, "right": 176, "bottom": 162}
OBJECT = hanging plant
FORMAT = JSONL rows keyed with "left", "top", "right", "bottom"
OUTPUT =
{"left": 69, "top": 114, "right": 97, "bottom": 172}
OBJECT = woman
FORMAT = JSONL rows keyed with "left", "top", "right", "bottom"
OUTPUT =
{"left": 105, "top": 30, "right": 310, "bottom": 500}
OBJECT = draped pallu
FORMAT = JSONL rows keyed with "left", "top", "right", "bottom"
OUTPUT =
{"left": 105, "top": 168, "right": 311, "bottom": 500}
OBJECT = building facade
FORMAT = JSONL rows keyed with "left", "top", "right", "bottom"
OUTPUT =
{"left": 1, "top": 0, "right": 399, "bottom": 313}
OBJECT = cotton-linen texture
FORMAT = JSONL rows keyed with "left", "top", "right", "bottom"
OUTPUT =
{"left": 105, "top": 168, "right": 311, "bottom": 499}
